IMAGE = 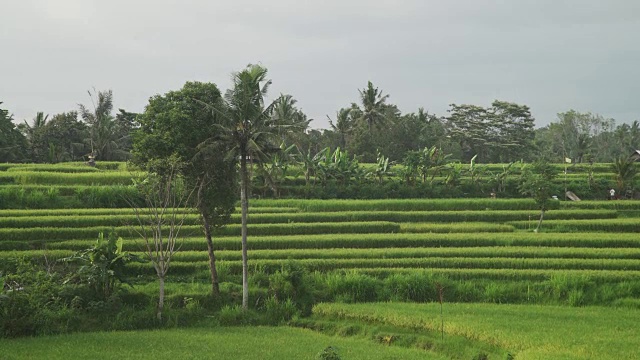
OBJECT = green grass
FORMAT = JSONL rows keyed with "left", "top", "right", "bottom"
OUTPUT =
{"left": 0, "top": 326, "right": 444, "bottom": 360}
{"left": 312, "top": 302, "right": 640, "bottom": 360}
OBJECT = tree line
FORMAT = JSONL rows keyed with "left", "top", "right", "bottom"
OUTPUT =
{"left": 2, "top": 75, "right": 639, "bottom": 165}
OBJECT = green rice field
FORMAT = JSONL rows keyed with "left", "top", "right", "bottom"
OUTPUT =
{"left": 1, "top": 162, "right": 639, "bottom": 359}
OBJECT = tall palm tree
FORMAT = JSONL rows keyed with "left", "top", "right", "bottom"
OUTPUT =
{"left": 327, "top": 107, "right": 353, "bottom": 149}
{"left": 358, "top": 81, "right": 389, "bottom": 131}
{"left": 272, "top": 94, "right": 310, "bottom": 146}
{"left": 79, "top": 89, "right": 128, "bottom": 160}
{"left": 205, "top": 64, "right": 280, "bottom": 310}
{"left": 22, "top": 112, "right": 49, "bottom": 140}
{"left": 612, "top": 156, "right": 637, "bottom": 194}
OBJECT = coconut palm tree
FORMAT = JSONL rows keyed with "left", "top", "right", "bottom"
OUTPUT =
{"left": 203, "top": 64, "right": 280, "bottom": 310}
{"left": 612, "top": 156, "right": 637, "bottom": 195}
{"left": 79, "top": 89, "right": 129, "bottom": 161}
{"left": 22, "top": 112, "right": 49, "bottom": 140}
{"left": 358, "top": 81, "right": 389, "bottom": 131}
{"left": 327, "top": 107, "right": 354, "bottom": 149}
{"left": 271, "top": 94, "right": 310, "bottom": 146}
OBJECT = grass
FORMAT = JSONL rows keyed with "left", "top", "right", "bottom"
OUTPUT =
{"left": 0, "top": 326, "right": 444, "bottom": 360}
{"left": 312, "top": 302, "right": 640, "bottom": 360}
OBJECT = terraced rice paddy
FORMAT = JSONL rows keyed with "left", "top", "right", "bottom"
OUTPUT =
{"left": 2, "top": 195, "right": 640, "bottom": 306}
{"left": 1, "top": 163, "right": 640, "bottom": 359}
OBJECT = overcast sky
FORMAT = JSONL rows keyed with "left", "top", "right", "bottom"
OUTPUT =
{"left": 2, "top": 0, "right": 639, "bottom": 129}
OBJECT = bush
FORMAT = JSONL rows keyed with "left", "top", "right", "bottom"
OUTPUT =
{"left": 326, "top": 271, "right": 380, "bottom": 303}
{"left": 316, "top": 346, "right": 341, "bottom": 360}
{"left": 217, "top": 305, "right": 259, "bottom": 325}
{"left": 0, "top": 261, "right": 71, "bottom": 337}
{"left": 263, "top": 297, "right": 299, "bottom": 324}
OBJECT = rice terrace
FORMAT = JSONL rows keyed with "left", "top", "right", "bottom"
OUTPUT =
{"left": 1, "top": 157, "right": 640, "bottom": 359}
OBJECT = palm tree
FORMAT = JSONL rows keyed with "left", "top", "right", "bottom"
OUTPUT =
{"left": 612, "top": 156, "right": 637, "bottom": 194}
{"left": 327, "top": 107, "right": 353, "bottom": 149}
{"left": 271, "top": 94, "right": 310, "bottom": 146}
{"left": 358, "top": 81, "right": 389, "bottom": 131}
{"left": 205, "top": 64, "right": 280, "bottom": 310}
{"left": 22, "top": 112, "right": 49, "bottom": 140}
{"left": 79, "top": 89, "right": 129, "bottom": 161}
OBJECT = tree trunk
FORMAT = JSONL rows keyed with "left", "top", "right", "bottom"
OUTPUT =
{"left": 535, "top": 209, "right": 545, "bottom": 233}
{"left": 240, "top": 154, "right": 249, "bottom": 310}
{"left": 203, "top": 216, "right": 219, "bottom": 296}
{"left": 158, "top": 274, "right": 165, "bottom": 320}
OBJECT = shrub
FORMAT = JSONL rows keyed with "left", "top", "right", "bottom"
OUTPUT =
{"left": 316, "top": 346, "right": 341, "bottom": 360}
{"left": 263, "top": 297, "right": 299, "bottom": 324}
{"left": 326, "top": 271, "right": 380, "bottom": 303}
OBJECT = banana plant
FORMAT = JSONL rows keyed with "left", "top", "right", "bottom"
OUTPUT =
{"left": 445, "top": 162, "right": 464, "bottom": 187}
{"left": 369, "top": 150, "right": 394, "bottom": 184}
{"left": 258, "top": 142, "right": 297, "bottom": 197}
{"left": 400, "top": 150, "right": 421, "bottom": 185}
{"left": 297, "top": 146, "right": 317, "bottom": 187}
{"left": 61, "top": 232, "right": 140, "bottom": 300}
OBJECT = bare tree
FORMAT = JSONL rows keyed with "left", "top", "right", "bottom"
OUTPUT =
{"left": 130, "top": 166, "right": 194, "bottom": 320}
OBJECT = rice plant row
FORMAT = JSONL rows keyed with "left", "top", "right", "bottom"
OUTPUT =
{"left": 0, "top": 210, "right": 617, "bottom": 228}
{"left": 121, "top": 256, "right": 640, "bottom": 275}
{"left": 508, "top": 218, "right": 640, "bottom": 232}
{"left": 7, "top": 246, "right": 640, "bottom": 265}
{"left": 34, "top": 232, "right": 640, "bottom": 252}
{"left": 0, "top": 221, "right": 401, "bottom": 241}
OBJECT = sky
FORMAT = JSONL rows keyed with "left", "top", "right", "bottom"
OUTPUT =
{"left": 2, "top": 0, "right": 640, "bottom": 130}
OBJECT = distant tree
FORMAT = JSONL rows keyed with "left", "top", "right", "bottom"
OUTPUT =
{"left": 0, "top": 102, "right": 28, "bottom": 162}
{"left": 611, "top": 156, "right": 637, "bottom": 196}
{"left": 357, "top": 81, "right": 389, "bottom": 131}
{"left": 327, "top": 107, "right": 354, "bottom": 149}
{"left": 447, "top": 101, "right": 535, "bottom": 163}
{"left": 20, "top": 112, "right": 48, "bottom": 141}
{"left": 79, "top": 89, "right": 129, "bottom": 161}
{"left": 114, "top": 109, "right": 140, "bottom": 153}
{"left": 271, "top": 94, "right": 310, "bottom": 146}
{"left": 490, "top": 100, "right": 536, "bottom": 162}
{"left": 446, "top": 104, "right": 491, "bottom": 162}
{"left": 519, "top": 161, "right": 557, "bottom": 232}
{"left": 43, "top": 112, "right": 88, "bottom": 162}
